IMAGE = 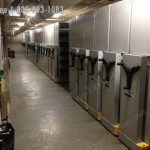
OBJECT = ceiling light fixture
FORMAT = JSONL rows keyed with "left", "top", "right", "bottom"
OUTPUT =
{"left": 52, "top": 13, "right": 63, "bottom": 18}
{"left": 14, "top": 27, "right": 20, "bottom": 31}
{"left": 9, "top": 10, "right": 21, "bottom": 17}
{"left": 36, "top": 28, "right": 42, "bottom": 32}
{"left": 26, "top": 11, "right": 36, "bottom": 17}
{"left": 46, "top": 18, "right": 61, "bottom": 21}
{"left": 18, "top": 22, "right": 24, "bottom": 27}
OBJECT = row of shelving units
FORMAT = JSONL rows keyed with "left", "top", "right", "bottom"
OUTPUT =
{"left": 22, "top": 23, "right": 69, "bottom": 86}
{"left": 17, "top": 0, "right": 150, "bottom": 149}
{"left": 69, "top": 48, "right": 150, "bottom": 150}
{"left": 68, "top": 0, "right": 150, "bottom": 150}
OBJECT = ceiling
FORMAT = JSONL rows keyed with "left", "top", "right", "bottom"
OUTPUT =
{"left": 4, "top": 0, "right": 50, "bottom": 36}
{"left": 3, "top": 0, "right": 120, "bottom": 37}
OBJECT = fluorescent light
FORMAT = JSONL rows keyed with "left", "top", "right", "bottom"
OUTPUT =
{"left": 36, "top": 28, "right": 42, "bottom": 32}
{"left": 14, "top": 27, "right": 20, "bottom": 31}
{"left": 26, "top": 11, "right": 36, "bottom": 17}
{"left": 76, "top": 16, "right": 79, "bottom": 19}
{"left": 46, "top": 18, "right": 61, "bottom": 21}
{"left": 9, "top": 10, "right": 20, "bottom": 16}
{"left": 52, "top": 13, "right": 63, "bottom": 18}
{"left": 18, "top": 22, "right": 24, "bottom": 27}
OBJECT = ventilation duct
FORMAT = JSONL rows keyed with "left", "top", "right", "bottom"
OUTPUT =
{"left": 14, "top": 0, "right": 120, "bottom": 36}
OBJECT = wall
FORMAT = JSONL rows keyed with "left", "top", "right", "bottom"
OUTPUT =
{"left": 13, "top": 24, "right": 58, "bottom": 52}
{"left": 27, "top": 23, "right": 59, "bottom": 46}
{"left": 7, "top": 34, "right": 24, "bottom": 54}
{"left": 23, "top": 0, "right": 150, "bottom": 55}
{"left": 69, "top": 0, "right": 150, "bottom": 55}
{"left": 95, "top": 5, "right": 110, "bottom": 51}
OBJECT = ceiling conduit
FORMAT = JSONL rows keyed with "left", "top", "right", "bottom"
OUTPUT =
{"left": 14, "top": 0, "right": 119, "bottom": 36}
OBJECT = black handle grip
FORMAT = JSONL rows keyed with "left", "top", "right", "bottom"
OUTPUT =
{"left": 99, "top": 58, "right": 104, "bottom": 62}
{"left": 118, "top": 62, "right": 140, "bottom": 90}
{"left": 117, "top": 62, "right": 123, "bottom": 66}
{"left": 88, "top": 57, "right": 98, "bottom": 75}
{"left": 90, "top": 77, "right": 94, "bottom": 80}
{"left": 47, "top": 49, "right": 51, "bottom": 57}
{"left": 69, "top": 52, "right": 76, "bottom": 67}
{"left": 78, "top": 55, "right": 85, "bottom": 71}
{"left": 102, "top": 59, "right": 115, "bottom": 82}
{"left": 124, "top": 92, "right": 132, "bottom": 98}
{"left": 105, "top": 83, "right": 110, "bottom": 88}
{"left": 44, "top": 48, "right": 47, "bottom": 56}
{"left": 50, "top": 48, "right": 55, "bottom": 58}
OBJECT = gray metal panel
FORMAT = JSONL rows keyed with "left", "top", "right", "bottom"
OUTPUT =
{"left": 38, "top": 44, "right": 42, "bottom": 68}
{"left": 48, "top": 56, "right": 52, "bottom": 77}
{"left": 42, "top": 44, "right": 46, "bottom": 71}
{"left": 78, "top": 49, "right": 88, "bottom": 103}
{"left": 140, "top": 57, "right": 150, "bottom": 145}
{"left": 33, "top": 44, "right": 37, "bottom": 64}
{"left": 43, "top": 45, "right": 49, "bottom": 75}
{"left": 37, "top": 30, "right": 44, "bottom": 43}
{"left": 95, "top": 5, "right": 110, "bottom": 51}
{"left": 44, "top": 24, "right": 53, "bottom": 45}
{"left": 51, "top": 24, "right": 55, "bottom": 46}
{"left": 42, "top": 27, "right": 46, "bottom": 44}
{"left": 40, "top": 44, "right": 44, "bottom": 71}
{"left": 54, "top": 23, "right": 59, "bottom": 46}
{"left": 69, "top": 18, "right": 77, "bottom": 48}
{"left": 51, "top": 46, "right": 58, "bottom": 80}
{"left": 48, "top": 46, "right": 53, "bottom": 77}
{"left": 130, "top": 1, "right": 150, "bottom": 55}
{"left": 88, "top": 50, "right": 103, "bottom": 117}
{"left": 109, "top": 0, "right": 132, "bottom": 53}
{"left": 102, "top": 52, "right": 122, "bottom": 134}
{"left": 119, "top": 54, "right": 145, "bottom": 149}
{"left": 69, "top": 47, "right": 79, "bottom": 99}
{"left": 40, "top": 29, "right": 45, "bottom": 43}
{"left": 83, "top": 11, "right": 95, "bottom": 50}
{"left": 39, "top": 44, "right": 44, "bottom": 70}
{"left": 145, "top": 68, "right": 150, "bottom": 143}
{"left": 75, "top": 15, "right": 84, "bottom": 48}
{"left": 69, "top": 19, "right": 74, "bottom": 48}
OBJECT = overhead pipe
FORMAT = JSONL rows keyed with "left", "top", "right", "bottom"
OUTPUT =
{"left": 14, "top": 0, "right": 120, "bottom": 36}
{"left": 15, "top": 10, "right": 53, "bottom": 35}
{"left": 15, "top": 0, "right": 89, "bottom": 35}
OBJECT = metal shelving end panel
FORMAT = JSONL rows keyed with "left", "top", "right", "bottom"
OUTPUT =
{"left": 51, "top": 46, "right": 59, "bottom": 83}
{"left": 83, "top": 11, "right": 95, "bottom": 50}
{"left": 141, "top": 57, "right": 150, "bottom": 149}
{"left": 87, "top": 50, "right": 103, "bottom": 121}
{"left": 109, "top": 0, "right": 132, "bottom": 53}
{"left": 77, "top": 49, "right": 89, "bottom": 110}
{"left": 101, "top": 51, "right": 122, "bottom": 136}
{"left": 69, "top": 47, "right": 79, "bottom": 101}
{"left": 119, "top": 54, "right": 149, "bottom": 150}
{"left": 95, "top": 5, "right": 110, "bottom": 51}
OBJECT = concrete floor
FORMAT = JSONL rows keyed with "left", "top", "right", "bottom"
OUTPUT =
{"left": 9, "top": 54, "right": 128, "bottom": 150}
